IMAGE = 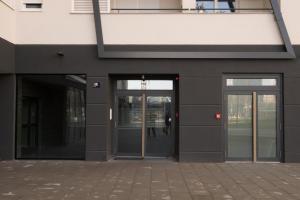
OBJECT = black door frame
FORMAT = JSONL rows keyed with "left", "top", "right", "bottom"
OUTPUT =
{"left": 112, "top": 80, "right": 176, "bottom": 159}
{"left": 223, "top": 74, "right": 282, "bottom": 162}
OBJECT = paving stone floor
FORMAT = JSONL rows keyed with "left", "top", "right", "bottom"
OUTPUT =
{"left": 1, "top": 160, "right": 300, "bottom": 200}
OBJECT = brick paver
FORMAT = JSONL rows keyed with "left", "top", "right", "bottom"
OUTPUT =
{"left": 1, "top": 160, "right": 300, "bottom": 200}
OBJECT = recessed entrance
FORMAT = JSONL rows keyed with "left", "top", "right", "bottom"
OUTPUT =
{"left": 113, "top": 79, "right": 176, "bottom": 159}
{"left": 224, "top": 75, "right": 282, "bottom": 162}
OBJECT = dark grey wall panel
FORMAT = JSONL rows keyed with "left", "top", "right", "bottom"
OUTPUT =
{"left": 284, "top": 105, "right": 300, "bottom": 127}
{"left": 0, "top": 37, "right": 14, "bottom": 73}
{"left": 85, "top": 102, "right": 108, "bottom": 160}
{"left": 284, "top": 153, "right": 300, "bottom": 163}
{"left": 285, "top": 127, "right": 300, "bottom": 153}
{"left": 180, "top": 152, "right": 224, "bottom": 162}
{"left": 180, "top": 105, "right": 222, "bottom": 126}
{"left": 14, "top": 45, "right": 300, "bottom": 75}
{"left": 284, "top": 77, "right": 300, "bottom": 105}
{"left": 86, "top": 151, "right": 107, "bottom": 161}
{"left": 15, "top": 45, "right": 97, "bottom": 75}
{"left": 86, "top": 125, "right": 107, "bottom": 151}
{"left": 0, "top": 75, "right": 15, "bottom": 160}
{"left": 86, "top": 104, "right": 107, "bottom": 125}
{"left": 284, "top": 76, "right": 300, "bottom": 162}
{"left": 87, "top": 77, "right": 108, "bottom": 104}
{"left": 180, "top": 126, "right": 222, "bottom": 152}
{"left": 8, "top": 44, "right": 300, "bottom": 162}
{"left": 180, "top": 76, "right": 222, "bottom": 105}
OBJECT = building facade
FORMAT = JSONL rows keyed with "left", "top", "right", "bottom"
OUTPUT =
{"left": 1, "top": 0, "right": 300, "bottom": 162}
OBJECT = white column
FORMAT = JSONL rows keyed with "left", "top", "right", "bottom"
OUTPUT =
{"left": 181, "top": 0, "right": 195, "bottom": 9}
{"left": 214, "top": 0, "right": 218, "bottom": 13}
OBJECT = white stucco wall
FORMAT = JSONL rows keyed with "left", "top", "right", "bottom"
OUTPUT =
{"left": 0, "top": 0, "right": 299, "bottom": 45}
{"left": 0, "top": 1, "right": 16, "bottom": 43}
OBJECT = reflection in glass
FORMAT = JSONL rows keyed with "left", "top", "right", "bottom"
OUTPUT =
{"left": 146, "top": 96, "right": 172, "bottom": 157}
{"left": 258, "top": 95, "right": 277, "bottom": 159}
{"left": 117, "top": 96, "right": 142, "bottom": 156}
{"left": 227, "top": 95, "right": 252, "bottom": 159}
{"left": 118, "top": 96, "right": 142, "bottom": 128}
{"left": 226, "top": 78, "right": 277, "bottom": 86}
{"left": 16, "top": 75, "right": 86, "bottom": 159}
{"left": 196, "top": 0, "right": 236, "bottom": 13}
{"left": 196, "top": 0, "right": 215, "bottom": 13}
{"left": 117, "top": 80, "right": 173, "bottom": 90}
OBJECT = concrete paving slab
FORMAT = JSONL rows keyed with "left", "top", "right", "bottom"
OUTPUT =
{"left": 1, "top": 160, "right": 300, "bottom": 200}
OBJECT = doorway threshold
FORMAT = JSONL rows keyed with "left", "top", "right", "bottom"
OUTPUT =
{"left": 114, "top": 156, "right": 143, "bottom": 160}
{"left": 225, "top": 161, "right": 281, "bottom": 164}
{"left": 113, "top": 156, "right": 176, "bottom": 162}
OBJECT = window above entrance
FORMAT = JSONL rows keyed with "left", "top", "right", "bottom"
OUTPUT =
{"left": 226, "top": 78, "right": 277, "bottom": 87}
{"left": 117, "top": 80, "right": 173, "bottom": 90}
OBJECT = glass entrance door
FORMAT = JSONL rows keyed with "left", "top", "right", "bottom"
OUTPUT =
{"left": 114, "top": 80, "right": 175, "bottom": 159}
{"left": 146, "top": 96, "right": 173, "bottom": 157}
{"left": 227, "top": 94, "right": 253, "bottom": 160}
{"left": 257, "top": 93, "right": 278, "bottom": 161}
{"left": 226, "top": 92, "right": 280, "bottom": 161}
{"left": 116, "top": 95, "right": 143, "bottom": 157}
{"left": 115, "top": 94, "right": 174, "bottom": 158}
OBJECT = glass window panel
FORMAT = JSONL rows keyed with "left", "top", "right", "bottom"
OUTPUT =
{"left": 146, "top": 96, "right": 172, "bottom": 156}
{"left": 117, "top": 80, "right": 173, "bottom": 90}
{"left": 227, "top": 95, "right": 252, "bottom": 159}
{"left": 118, "top": 96, "right": 142, "bottom": 128}
{"left": 22, "top": 99, "right": 29, "bottom": 125}
{"left": 257, "top": 95, "right": 277, "bottom": 159}
{"left": 16, "top": 75, "right": 86, "bottom": 159}
{"left": 196, "top": 0, "right": 215, "bottom": 13}
{"left": 218, "top": 1, "right": 236, "bottom": 13}
{"left": 117, "top": 96, "right": 142, "bottom": 156}
{"left": 226, "top": 78, "right": 277, "bottom": 86}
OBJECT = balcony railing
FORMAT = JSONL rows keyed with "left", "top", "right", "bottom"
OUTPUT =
{"left": 107, "top": 0, "right": 277, "bottom": 14}
{"left": 110, "top": 8, "right": 273, "bottom": 14}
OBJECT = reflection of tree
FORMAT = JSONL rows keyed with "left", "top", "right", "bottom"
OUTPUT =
{"left": 228, "top": 95, "right": 252, "bottom": 127}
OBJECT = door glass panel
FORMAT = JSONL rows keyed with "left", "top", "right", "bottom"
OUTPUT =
{"left": 257, "top": 95, "right": 277, "bottom": 160}
{"left": 118, "top": 96, "right": 142, "bottom": 128}
{"left": 227, "top": 95, "right": 252, "bottom": 160}
{"left": 117, "top": 80, "right": 173, "bottom": 90}
{"left": 117, "top": 96, "right": 142, "bottom": 156}
{"left": 226, "top": 79, "right": 277, "bottom": 86}
{"left": 146, "top": 96, "right": 172, "bottom": 157}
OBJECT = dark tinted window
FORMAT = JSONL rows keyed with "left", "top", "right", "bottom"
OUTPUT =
{"left": 16, "top": 75, "right": 86, "bottom": 159}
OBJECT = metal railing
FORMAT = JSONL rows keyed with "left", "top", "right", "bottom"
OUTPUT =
{"left": 110, "top": 8, "right": 273, "bottom": 14}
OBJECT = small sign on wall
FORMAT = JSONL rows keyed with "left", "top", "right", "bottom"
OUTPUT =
{"left": 215, "top": 112, "right": 222, "bottom": 120}
{"left": 93, "top": 82, "right": 101, "bottom": 88}
{"left": 110, "top": 108, "right": 112, "bottom": 120}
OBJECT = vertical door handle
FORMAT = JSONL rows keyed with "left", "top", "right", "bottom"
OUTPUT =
{"left": 253, "top": 92, "right": 257, "bottom": 162}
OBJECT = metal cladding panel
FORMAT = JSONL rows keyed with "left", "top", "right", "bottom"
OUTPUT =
{"left": 0, "top": 75, "right": 15, "bottom": 160}
{"left": 180, "top": 105, "right": 222, "bottom": 126}
{"left": 86, "top": 104, "right": 107, "bottom": 125}
{"left": 86, "top": 125, "right": 107, "bottom": 151}
{"left": 0, "top": 45, "right": 299, "bottom": 162}
{"left": 0, "top": 37, "right": 14, "bottom": 73}
{"left": 180, "top": 152, "right": 224, "bottom": 162}
{"left": 284, "top": 77, "right": 300, "bottom": 105}
{"left": 284, "top": 105, "right": 300, "bottom": 127}
{"left": 180, "top": 76, "right": 222, "bottom": 105}
{"left": 87, "top": 77, "right": 108, "bottom": 104}
{"left": 180, "top": 126, "right": 223, "bottom": 152}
